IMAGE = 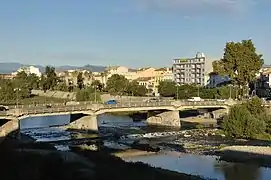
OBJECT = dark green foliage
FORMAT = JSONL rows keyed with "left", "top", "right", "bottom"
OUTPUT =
{"left": 77, "top": 72, "right": 84, "bottom": 90}
{"left": 222, "top": 97, "right": 269, "bottom": 139}
{"left": 158, "top": 81, "right": 176, "bottom": 97}
{"left": 106, "top": 74, "right": 129, "bottom": 95}
{"left": 158, "top": 81, "right": 238, "bottom": 99}
{"left": 91, "top": 80, "right": 104, "bottom": 92}
{"left": 213, "top": 39, "right": 263, "bottom": 98}
{"left": 40, "top": 66, "right": 58, "bottom": 91}
{"left": 106, "top": 74, "right": 147, "bottom": 96}
{"left": 126, "top": 80, "right": 147, "bottom": 96}
{"left": 76, "top": 87, "right": 101, "bottom": 102}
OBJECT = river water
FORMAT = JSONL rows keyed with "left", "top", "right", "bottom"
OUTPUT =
{"left": 19, "top": 113, "right": 271, "bottom": 180}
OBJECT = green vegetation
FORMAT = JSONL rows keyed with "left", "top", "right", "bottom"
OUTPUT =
{"left": 213, "top": 39, "right": 263, "bottom": 97}
{"left": 222, "top": 96, "right": 271, "bottom": 140}
{"left": 105, "top": 74, "right": 147, "bottom": 96}
{"left": 158, "top": 80, "right": 238, "bottom": 99}
{"left": 76, "top": 87, "right": 101, "bottom": 102}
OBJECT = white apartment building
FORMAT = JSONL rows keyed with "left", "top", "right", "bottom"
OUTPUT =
{"left": 173, "top": 52, "right": 213, "bottom": 86}
{"left": 12, "top": 66, "right": 42, "bottom": 77}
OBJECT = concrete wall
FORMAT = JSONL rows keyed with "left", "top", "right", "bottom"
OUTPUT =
{"left": 147, "top": 110, "right": 181, "bottom": 127}
{"left": 32, "top": 90, "right": 76, "bottom": 100}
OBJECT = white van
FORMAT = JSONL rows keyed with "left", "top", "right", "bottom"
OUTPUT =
{"left": 187, "top": 97, "right": 202, "bottom": 102}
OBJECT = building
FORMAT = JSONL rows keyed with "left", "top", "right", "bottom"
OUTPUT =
{"left": 12, "top": 66, "right": 42, "bottom": 77}
{"left": 173, "top": 52, "right": 213, "bottom": 86}
{"left": 208, "top": 72, "right": 230, "bottom": 88}
{"left": 58, "top": 70, "right": 93, "bottom": 86}
{"left": 136, "top": 77, "right": 155, "bottom": 95}
{"left": 0, "top": 73, "right": 15, "bottom": 80}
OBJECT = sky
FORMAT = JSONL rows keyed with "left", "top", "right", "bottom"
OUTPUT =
{"left": 0, "top": 0, "right": 270, "bottom": 68}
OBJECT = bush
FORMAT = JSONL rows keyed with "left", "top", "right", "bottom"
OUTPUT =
{"left": 76, "top": 87, "right": 101, "bottom": 102}
{"left": 222, "top": 97, "right": 268, "bottom": 139}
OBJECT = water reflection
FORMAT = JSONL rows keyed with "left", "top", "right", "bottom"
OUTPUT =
{"left": 20, "top": 115, "right": 69, "bottom": 129}
{"left": 124, "top": 154, "right": 271, "bottom": 180}
{"left": 214, "top": 162, "right": 264, "bottom": 180}
{"left": 97, "top": 113, "right": 146, "bottom": 128}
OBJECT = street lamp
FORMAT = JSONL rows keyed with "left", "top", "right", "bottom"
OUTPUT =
{"left": 228, "top": 84, "right": 233, "bottom": 99}
{"left": 94, "top": 85, "right": 97, "bottom": 103}
{"left": 176, "top": 84, "right": 180, "bottom": 100}
{"left": 14, "top": 88, "right": 21, "bottom": 108}
{"left": 197, "top": 84, "right": 200, "bottom": 97}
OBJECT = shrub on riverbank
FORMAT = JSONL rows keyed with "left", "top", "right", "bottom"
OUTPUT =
{"left": 222, "top": 97, "right": 271, "bottom": 140}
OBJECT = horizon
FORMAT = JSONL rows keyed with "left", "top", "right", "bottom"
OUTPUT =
{"left": 0, "top": 0, "right": 270, "bottom": 67}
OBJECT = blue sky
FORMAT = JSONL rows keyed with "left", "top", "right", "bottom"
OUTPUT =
{"left": 0, "top": 0, "right": 270, "bottom": 68}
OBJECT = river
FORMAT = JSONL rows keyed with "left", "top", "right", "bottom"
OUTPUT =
{"left": 19, "top": 113, "right": 271, "bottom": 180}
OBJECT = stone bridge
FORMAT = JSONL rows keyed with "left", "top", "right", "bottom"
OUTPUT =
{"left": 0, "top": 100, "right": 235, "bottom": 137}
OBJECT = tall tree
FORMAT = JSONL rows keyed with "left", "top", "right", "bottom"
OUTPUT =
{"left": 42, "top": 66, "right": 57, "bottom": 91}
{"left": 158, "top": 80, "right": 176, "bottom": 97}
{"left": 77, "top": 72, "right": 84, "bottom": 90}
{"left": 106, "top": 74, "right": 129, "bottom": 95}
{"left": 213, "top": 39, "right": 263, "bottom": 95}
{"left": 91, "top": 80, "right": 104, "bottom": 92}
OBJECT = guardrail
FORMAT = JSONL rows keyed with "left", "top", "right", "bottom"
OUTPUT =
{"left": 5, "top": 101, "right": 231, "bottom": 117}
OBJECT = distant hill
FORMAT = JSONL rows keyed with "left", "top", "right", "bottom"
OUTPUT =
{"left": 0, "top": 63, "right": 106, "bottom": 73}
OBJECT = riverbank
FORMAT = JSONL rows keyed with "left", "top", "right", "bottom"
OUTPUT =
{"left": 0, "top": 136, "right": 207, "bottom": 180}
{"left": 217, "top": 145, "right": 271, "bottom": 167}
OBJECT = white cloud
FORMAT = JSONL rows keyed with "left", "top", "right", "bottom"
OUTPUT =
{"left": 136, "top": 0, "right": 256, "bottom": 16}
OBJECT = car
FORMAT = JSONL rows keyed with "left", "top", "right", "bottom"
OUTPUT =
{"left": 105, "top": 100, "right": 117, "bottom": 105}
{"left": 46, "top": 104, "right": 52, "bottom": 108}
{"left": 0, "top": 106, "right": 8, "bottom": 111}
{"left": 188, "top": 97, "right": 202, "bottom": 102}
{"left": 145, "top": 98, "right": 160, "bottom": 102}
{"left": 216, "top": 99, "right": 226, "bottom": 102}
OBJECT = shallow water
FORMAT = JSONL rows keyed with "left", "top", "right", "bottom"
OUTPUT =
{"left": 124, "top": 153, "right": 271, "bottom": 180}
{"left": 19, "top": 114, "right": 271, "bottom": 180}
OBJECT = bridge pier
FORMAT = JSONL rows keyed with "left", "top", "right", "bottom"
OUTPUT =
{"left": 0, "top": 119, "right": 19, "bottom": 143}
{"left": 147, "top": 110, "right": 181, "bottom": 127}
{"left": 69, "top": 115, "right": 98, "bottom": 132}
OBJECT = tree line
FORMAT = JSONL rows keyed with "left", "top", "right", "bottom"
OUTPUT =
{"left": 0, "top": 67, "right": 148, "bottom": 102}
{"left": 158, "top": 80, "right": 237, "bottom": 99}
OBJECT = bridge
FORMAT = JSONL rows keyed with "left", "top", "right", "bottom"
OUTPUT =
{"left": 1, "top": 99, "right": 270, "bottom": 139}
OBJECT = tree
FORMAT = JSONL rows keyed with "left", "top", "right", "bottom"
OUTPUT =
{"left": 91, "top": 80, "right": 104, "bottom": 92}
{"left": 106, "top": 74, "right": 129, "bottom": 95}
{"left": 126, "top": 80, "right": 147, "bottom": 96}
{"left": 213, "top": 39, "right": 263, "bottom": 97}
{"left": 42, "top": 66, "right": 58, "bottom": 91}
{"left": 222, "top": 97, "right": 267, "bottom": 139}
{"left": 76, "top": 87, "right": 101, "bottom": 102}
{"left": 158, "top": 81, "right": 176, "bottom": 97}
{"left": 77, "top": 72, "right": 84, "bottom": 90}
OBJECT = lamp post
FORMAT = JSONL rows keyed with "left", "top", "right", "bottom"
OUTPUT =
{"left": 197, "top": 84, "right": 200, "bottom": 97}
{"left": 229, "top": 84, "right": 233, "bottom": 99}
{"left": 14, "top": 88, "right": 21, "bottom": 108}
{"left": 94, "top": 85, "right": 97, "bottom": 103}
{"left": 176, "top": 84, "right": 180, "bottom": 100}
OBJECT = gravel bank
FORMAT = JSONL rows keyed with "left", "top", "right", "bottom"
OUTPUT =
{"left": 219, "top": 145, "right": 271, "bottom": 167}
{"left": 221, "top": 146, "right": 271, "bottom": 155}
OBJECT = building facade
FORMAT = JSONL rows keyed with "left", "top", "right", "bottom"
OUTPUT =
{"left": 12, "top": 66, "right": 42, "bottom": 77}
{"left": 208, "top": 72, "right": 230, "bottom": 88}
{"left": 173, "top": 52, "right": 213, "bottom": 86}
